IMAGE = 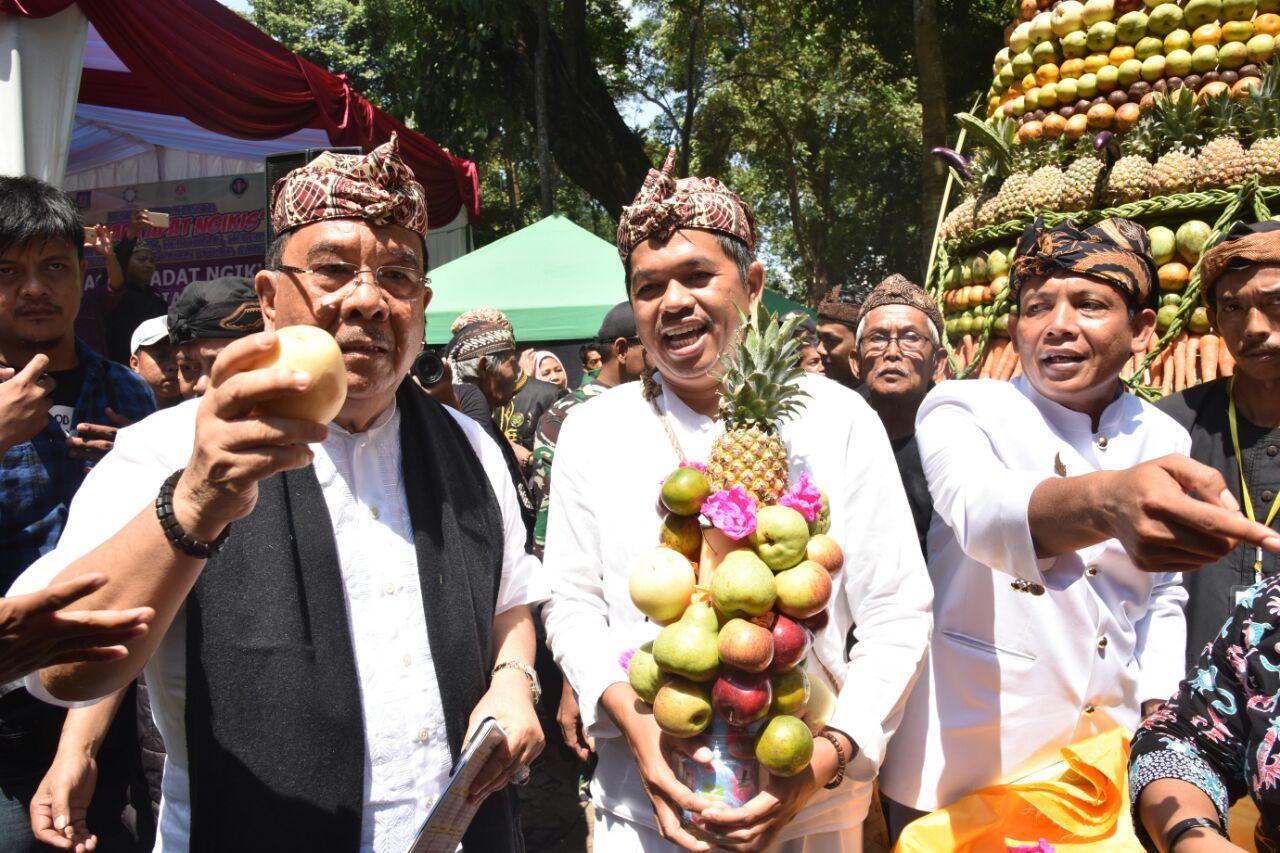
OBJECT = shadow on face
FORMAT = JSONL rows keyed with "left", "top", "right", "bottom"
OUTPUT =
{"left": 816, "top": 321, "right": 856, "bottom": 384}
{"left": 176, "top": 339, "right": 233, "bottom": 399}
{"left": 0, "top": 239, "right": 81, "bottom": 351}
{"left": 855, "top": 305, "right": 941, "bottom": 404}
{"left": 1214, "top": 264, "right": 1280, "bottom": 383}
{"left": 537, "top": 356, "right": 567, "bottom": 388}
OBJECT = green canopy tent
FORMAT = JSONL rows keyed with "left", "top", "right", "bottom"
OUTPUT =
{"left": 426, "top": 215, "right": 811, "bottom": 344}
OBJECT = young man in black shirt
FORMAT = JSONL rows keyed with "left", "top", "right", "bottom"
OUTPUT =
{"left": 1158, "top": 220, "right": 1280, "bottom": 667}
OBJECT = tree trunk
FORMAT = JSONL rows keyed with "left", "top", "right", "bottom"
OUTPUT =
{"left": 533, "top": 0, "right": 555, "bottom": 217}
{"left": 677, "top": 0, "right": 704, "bottom": 177}
{"left": 913, "top": 0, "right": 948, "bottom": 277}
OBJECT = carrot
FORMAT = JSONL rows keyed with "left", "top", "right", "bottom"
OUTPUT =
{"left": 961, "top": 334, "right": 975, "bottom": 371}
{"left": 1220, "top": 343, "right": 1236, "bottom": 377}
{"left": 1186, "top": 336, "right": 1200, "bottom": 387}
{"left": 982, "top": 342, "right": 1005, "bottom": 379}
{"left": 1161, "top": 346, "right": 1175, "bottom": 396}
{"left": 1201, "top": 334, "right": 1219, "bottom": 382}
{"left": 999, "top": 340, "right": 1021, "bottom": 380}
{"left": 1173, "top": 337, "right": 1187, "bottom": 393}
{"left": 1150, "top": 346, "right": 1165, "bottom": 388}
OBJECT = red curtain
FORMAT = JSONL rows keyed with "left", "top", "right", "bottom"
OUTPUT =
{"left": 1, "top": 0, "right": 480, "bottom": 226}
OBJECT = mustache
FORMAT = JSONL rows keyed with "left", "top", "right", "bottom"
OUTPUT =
{"left": 334, "top": 327, "right": 394, "bottom": 351}
{"left": 1238, "top": 340, "right": 1280, "bottom": 359}
{"left": 14, "top": 300, "right": 61, "bottom": 316}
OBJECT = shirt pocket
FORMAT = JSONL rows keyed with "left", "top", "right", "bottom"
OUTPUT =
{"left": 939, "top": 629, "right": 1038, "bottom": 663}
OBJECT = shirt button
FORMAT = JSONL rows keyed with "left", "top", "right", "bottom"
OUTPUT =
{"left": 383, "top": 582, "right": 395, "bottom": 595}
{"left": 1027, "top": 582, "right": 1046, "bottom": 596}
{"left": 1084, "top": 704, "right": 1096, "bottom": 715}
{"left": 1097, "top": 636, "right": 1108, "bottom": 651}
{"left": 1086, "top": 565, "right": 1099, "bottom": 577}
{"left": 416, "top": 728, "right": 429, "bottom": 742}
{"left": 1268, "top": 445, "right": 1278, "bottom": 457}
{"left": 402, "top": 654, "right": 412, "bottom": 667}
{"left": 1096, "top": 436, "right": 1108, "bottom": 450}
{"left": 369, "top": 506, "right": 380, "bottom": 520}
{"left": 1263, "top": 490, "right": 1276, "bottom": 503}
{"left": 1011, "top": 579, "right": 1027, "bottom": 593}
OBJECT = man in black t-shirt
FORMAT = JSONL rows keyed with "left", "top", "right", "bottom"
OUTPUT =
{"left": 853, "top": 275, "right": 947, "bottom": 557}
{"left": 104, "top": 242, "right": 166, "bottom": 367}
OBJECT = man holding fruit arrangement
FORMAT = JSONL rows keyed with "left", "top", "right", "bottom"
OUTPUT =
{"left": 9, "top": 138, "right": 547, "bottom": 852}
{"left": 540, "top": 148, "right": 934, "bottom": 851}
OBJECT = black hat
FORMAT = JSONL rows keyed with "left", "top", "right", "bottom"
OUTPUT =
{"left": 597, "top": 301, "right": 637, "bottom": 343}
{"left": 168, "top": 276, "right": 263, "bottom": 345}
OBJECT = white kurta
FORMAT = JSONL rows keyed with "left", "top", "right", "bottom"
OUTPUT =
{"left": 10, "top": 395, "right": 547, "bottom": 853}
{"left": 879, "top": 376, "right": 1190, "bottom": 812}
{"left": 541, "top": 372, "right": 934, "bottom": 842}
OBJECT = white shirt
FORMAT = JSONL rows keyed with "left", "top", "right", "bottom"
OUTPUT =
{"left": 11, "top": 395, "right": 547, "bottom": 853}
{"left": 879, "top": 377, "right": 1190, "bottom": 811}
{"left": 541, "top": 372, "right": 934, "bottom": 840}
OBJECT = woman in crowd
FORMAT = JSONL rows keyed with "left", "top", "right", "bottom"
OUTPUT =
{"left": 534, "top": 350, "right": 568, "bottom": 388}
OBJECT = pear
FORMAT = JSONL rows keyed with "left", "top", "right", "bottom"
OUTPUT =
{"left": 652, "top": 601, "right": 721, "bottom": 681}
{"left": 711, "top": 551, "right": 777, "bottom": 618}
{"left": 628, "top": 642, "right": 667, "bottom": 703}
{"left": 653, "top": 677, "right": 714, "bottom": 738}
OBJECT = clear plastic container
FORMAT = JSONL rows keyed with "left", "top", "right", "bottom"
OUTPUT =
{"left": 673, "top": 717, "right": 761, "bottom": 839}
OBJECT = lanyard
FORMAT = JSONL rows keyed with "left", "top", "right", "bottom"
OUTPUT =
{"left": 1228, "top": 377, "right": 1280, "bottom": 582}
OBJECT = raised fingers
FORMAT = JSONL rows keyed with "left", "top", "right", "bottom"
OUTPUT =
{"left": 218, "top": 416, "right": 328, "bottom": 452}
{"left": 1176, "top": 497, "right": 1280, "bottom": 553}
{"left": 206, "top": 332, "right": 278, "bottom": 389}
{"left": 207, "top": 366, "right": 313, "bottom": 422}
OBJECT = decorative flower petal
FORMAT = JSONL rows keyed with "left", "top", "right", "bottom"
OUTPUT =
{"left": 779, "top": 473, "right": 823, "bottom": 523}
{"left": 619, "top": 648, "right": 636, "bottom": 674}
{"left": 680, "top": 461, "right": 708, "bottom": 474}
{"left": 701, "top": 486, "right": 758, "bottom": 540}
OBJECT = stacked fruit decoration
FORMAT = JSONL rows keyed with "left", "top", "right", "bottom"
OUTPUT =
{"left": 930, "top": 0, "right": 1280, "bottom": 397}
{"left": 625, "top": 311, "right": 842, "bottom": 811}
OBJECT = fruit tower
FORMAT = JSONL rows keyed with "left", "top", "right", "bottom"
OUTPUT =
{"left": 625, "top": 311, "right": 843, "bottom": 820}
{"left": 931, "top": 0, "right": 1280, "bottom": 396}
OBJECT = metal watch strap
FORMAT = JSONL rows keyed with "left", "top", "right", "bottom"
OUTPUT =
{"left": 1167, "top": 816, "right": 1226, "bottom": 850}
{"left": 492, "top": 660, "right": 541, "bottom": 704}
{"left": 155, "top": 469, "right": 230, "bottom": 559}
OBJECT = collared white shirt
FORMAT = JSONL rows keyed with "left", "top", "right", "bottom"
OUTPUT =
{"left": 11, "top": 394, "right": 547, "bottom": 853}
{"left": 540, "top": 372, "right": 933, "bottom": 840}
{"left": 879, "top": 376, "right": 1190, "bottom": 812}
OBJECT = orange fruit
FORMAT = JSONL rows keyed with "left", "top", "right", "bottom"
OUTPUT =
{"left": 1084, "top": 53, "right": 1111, "bottom": 73}
{"left": 1019, "top": 120, "right": 1045, "bottom": 142}
{"left": 1065, "top": 113, "right": 1090, "bottom": 140}
{"left": 1232, "top": 77, "right": 1261, "bottom": 99}
{"left": 1159, "top": 262, "right": 1190, "bottom": 292}
{"left": 1115, "top": 102, "right": 1143, "bottom": 131}
{"left": 1060, "top": 58, "right": 1086, "bottom": 79}
{"left": 1036, "top": 63, "right": 1061, "bottom": 85}
{"left": 1192, "top": 24, "right": 1222, "bottom": 48}
{"left": 1197, "top": 80, "right": 1231, "bottom": 103}
{"left": 1086, "top": 102, "right": 1116, "bottom": 130}
{"left": 1042, "top": 113, "right": 1067, "bottom": 138}
{"left": 1109, "top": 45, "right": 1136, "bottom": 65}
{"left": 1255, "top": 14, "right": 1280, "bottom": 37}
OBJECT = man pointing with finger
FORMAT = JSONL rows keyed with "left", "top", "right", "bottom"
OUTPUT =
{"left": 880, "top": 217, "right": 1280, "bottom": 839}
{"left": 11, "top": 138, "right": 547, "bottom": 852}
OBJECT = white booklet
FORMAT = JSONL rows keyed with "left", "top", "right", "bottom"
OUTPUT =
{"left": 406, "top": 717, "right": 507, "bottom": 853}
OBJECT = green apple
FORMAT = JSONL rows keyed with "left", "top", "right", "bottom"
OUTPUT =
{"left": 1166, "top": 48, "right": 1194, "bottom": 75}
{"left": 1164, "top": 28, "right": 1193, "bottom": 52}
{"left": 1135, "top": 35, "right": 1165, "bottom": 59}
{"left": 710, "top": 549, "right": 778, "bottom": 618}
{"left": 1117, "top": 57, "right": 1144, "bottom": 84}
{"left": 1012, "top": 50, "right": 1035, "bottom": 78}
{"left": 1039, "top": 81, "right": 1060, "bottom": 107}
{"left": 1097, "top": 63, "right": 1121, "bottom": 90}
{"left": 1029, "top": 11, "right": 1054, "bottom": 44}
{"left": 1009, "top": 21, "right": 1033, "bottom": 54}
{"left": 994, "top": 47, "right": 1011, "bottom": 71}
{"left": 1149, "top": 226, "right": 1177, "bottom": 266}
{"left": 1088, "top": 20, "right": 1119, "bottom": 52}
{"left": 1192, "top": 43, "right": 1221, "bottom": 72}
{"left": 998, "top": 65, "right": 1016, "bottom": 89}
{"left": 1219, "top": 40, "right": 1249, "bottom": 68}
{"left": 629, "top": 547, "right": 697, "bottom": 624}
{"left": 1053, "top": 0, "right": 1088, "bottom": 36}
{"left": 1177, "top": 219, "right": 1213, "bottom": 264}
{"left": 1142, "top": 54, "right": 1168, "bottom": 80}
{"left": 1057, "top": 77, "right": 1080, "bottom": 103}
{"left": 1147, "top": 3, "right": 1184, "bottom": 35}
{"left": 1221, "top": 0, "right": 1258, "bottom": 21}
{"left": 1077, "top": 72, "right": 1101, "bottom": 97}
{"left": 749, "top": 505, "right": 811, "bottom": 571}
{"left": 1183, "top": 0, "right": 1222, "bottom": 29}
{"left": 755, "top": 715, "right": 814, "bottom": 777}
{"left": 1025, "top": 87, "right": 1041, "bottom": 110}
{"left": 769, "top": 668, "right": 811, "bottom": 716}
{"left": 1248, "top": 33, "right": 1276, "bottom": 64}
{"left": 1062, "top": 30, "right": 1091, "bottom": 57}
{"left": 1032, "top": 39, "right": 1062, "bottom": 67}
{"left": 1117, "top": 10, "right": 1149, "bottom": 43}
{"left": 1009, "top": 95, "right": 1027, "bottom": 117}
{"left": 1083, "top": 0, "right": 1117, "bottom": 25}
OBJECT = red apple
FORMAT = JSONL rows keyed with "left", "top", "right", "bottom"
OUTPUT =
{"left": 770, "top": 614, "right": 811, "bottom": 673}
{"left": 802, "top": 610, "right": 829, "bottom": 633}
{"left": 718, "top": 618, "right": 775, "bottom": 673}
{"left": 805, "top": 534, "right": 844, "bottom": 573}
{"left": 712, "top": 670, "right": 773, "bottom": 726}
{"left": 774, "top": 561, "right": 833, "bottom": 619}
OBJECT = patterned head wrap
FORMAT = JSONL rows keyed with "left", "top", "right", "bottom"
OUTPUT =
{"left": 616, "top": 147, "right": 756, "bottom": 262}
{"left": 817, "top": 284, "right": 865, "bottom": 329}
{"left": 450, "top": 307, "right": 513, "bottom": 334}
{"left": 167, "top": 276, "right": 263, "bottom": 345}
{"left": 1011, "top": 216, "right": 1156, "bottom": 307}
{"left": 856, "top": 274, "right": 945, "bottom": 343}
{"left": 1200, "top": 220, "right": 1280, "bottom": 310}
{"left": 269, "top": 134, "right": 428, "bottom": 238}
{"left": 448, "top": 321, "right": 516, "bottom": 363}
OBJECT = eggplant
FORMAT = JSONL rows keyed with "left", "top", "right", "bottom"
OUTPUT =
{"left": 1094, "top": 131, "right": 1113, "bottom": 151}
{"left": 931, "top": 147, "right": 973, "bottom": 182}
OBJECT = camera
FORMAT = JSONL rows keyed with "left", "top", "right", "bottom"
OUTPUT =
{"left": 412, "top": 347, "right": 446, "bottom": 386}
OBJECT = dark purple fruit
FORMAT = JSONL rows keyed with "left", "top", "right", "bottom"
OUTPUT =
{"left": 1167, "top": 76, "right": 1184, "bottom": 91}
{"left": 1184, "top": 74, "right": 1202, "bottom": 91}
{"left": 1128, "top": 81, "right": 1151, "bottom": 99}
{"left": 1076, "top": 98, "right": 1092, "bottom": 113}
{"left": 1153, "top": 79, "right": 1168, "bottom": 93}
{"left": 1240, "top": 64, "right": 1261, "bottom": 79}
{"left": 1032, "top": 109, "right": 1047, "bottom": 121}
{"left": 1058, "top": 105, "right": 1075, "bottom": 118}
{"left": 1203, "top": 70, "right": 1220, "bottom": 85}
{"left": 1108, "top": 90, "right": 1129, "bottom": 108}
{"left": 1221, "top": 70, "right": 1239, "bottom": 86}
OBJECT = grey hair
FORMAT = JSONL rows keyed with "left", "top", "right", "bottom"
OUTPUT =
{"left": 451, "top": 356, "right": 485, "bottom": 383}
{"left": 855, "top": 313, "right": 940, "bottom": 348}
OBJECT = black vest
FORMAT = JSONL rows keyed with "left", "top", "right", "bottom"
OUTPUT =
{"left": 184, "top": 381, "right": 521, "bottom": 851}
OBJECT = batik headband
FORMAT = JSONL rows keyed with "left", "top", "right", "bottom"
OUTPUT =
{"left": 1011, "top": 216, "right": 1156, "bottom": 306}
{"left": 856, "top": 274, "right": 945, "bottom": 341}
{"left": 1199, "top": 220, "right": 1280, "bottom": 311}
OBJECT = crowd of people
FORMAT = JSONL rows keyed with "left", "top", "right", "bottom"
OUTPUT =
{"left": 0, "top": 134, "right": 1279, "bottom": 853}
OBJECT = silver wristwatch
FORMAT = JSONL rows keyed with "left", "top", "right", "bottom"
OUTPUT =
{"left": 492, "top": 660, "right": 541, "bottom": 704}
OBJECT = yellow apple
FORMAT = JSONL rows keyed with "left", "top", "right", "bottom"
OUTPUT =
{"left": 246, "top": 325, "right": 347, "bottom": 424}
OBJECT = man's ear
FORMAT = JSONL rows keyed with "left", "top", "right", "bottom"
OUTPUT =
{"left": 254, "top": 269, "right": 278, "bottom": 330}
{"left": 932, "top": 348, "right": 948, "bottom": 384}
{"left": 745, "top": 261, "right": 766, "bottom": 310}
{"left": 1130, "top": 307, "right": 1158, "bottom": 355}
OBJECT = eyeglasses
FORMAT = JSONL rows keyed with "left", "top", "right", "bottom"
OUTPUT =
{"left": 275, "top": 262, "right": 428, "bottom": 299}
{"left": 860, "top": 330, "right": 932, "bottom": 356}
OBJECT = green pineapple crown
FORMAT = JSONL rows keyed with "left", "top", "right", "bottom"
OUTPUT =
{"left": 1202, "top": 88, "right": 1244, "bottom": 140}
{"left": 1244, "top": 64, "right": 1280, "bottom": 140}
{"left": 717, "top": 306, "right": 810, "bottom": 432}
{"left": 1134, "top": 88, "right": 1203, "bottom": 157}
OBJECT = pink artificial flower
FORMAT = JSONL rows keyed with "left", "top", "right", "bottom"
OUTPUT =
{"left": 619, "top": 648, "right": 636, "bottom": 674}
{"left": 680, "top": 461, "right": 708, "bottom": 474}
{"left": 1008, "top": 841, "right": 1054, "bottom": 853}
{"left": 779, "top": 473, "right": 823, "bottom": 523}
{"left": 702, "top": 486, "right": 758, "bottom": 540}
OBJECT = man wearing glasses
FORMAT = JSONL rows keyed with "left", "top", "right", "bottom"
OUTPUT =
{"left": 9, "top": 138, "right": 548, "bottom": 852}
{"left": 853, "top": 275, "right": 947, "bottom": 556}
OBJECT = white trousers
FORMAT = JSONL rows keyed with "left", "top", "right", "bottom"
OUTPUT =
{"left": 593, "top": 810, "right": 864, "bottom": 853}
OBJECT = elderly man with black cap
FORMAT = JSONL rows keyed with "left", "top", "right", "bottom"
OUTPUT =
{"left": 1158, "top": 220, "right": 1280, "bottom": 668}
{"left": 878, "top": 217, "right": 1280, "bottom": 841}
{"left": 9, "top": 137, "right": 547, "bottom": 852}
{"left": 853, "top": 275, "right": 947, "bottom": 555}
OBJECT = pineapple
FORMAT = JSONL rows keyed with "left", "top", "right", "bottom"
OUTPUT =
{"left": 974, "top": 190, "right": 1001, "bottom": 228}
{"left": 1023, "top": 165, "right": 1066, "bottom": 213}
{"left": 1198, "top": 92, "right": 1249, "bottom": 190}
{"left": 1103, "top": 154, "right": 1154, "bottom": 205}
{"left": 1060, "top": 156, "right": 1104, "bottom": 212}
{"left": 941, "top": 196, "right": 978, "bottom": 241}
{"left": 1245, "top": 65, "right": 1280, "bottom": 186}
{"left": 993, "top": 170, "right": 1031, "bottom": 222}
{"left": 1139, "top": 89, "right": 1203, "bottom": 195}
{"left": 706, "top": 310, "right": 809, "bottom": 505}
